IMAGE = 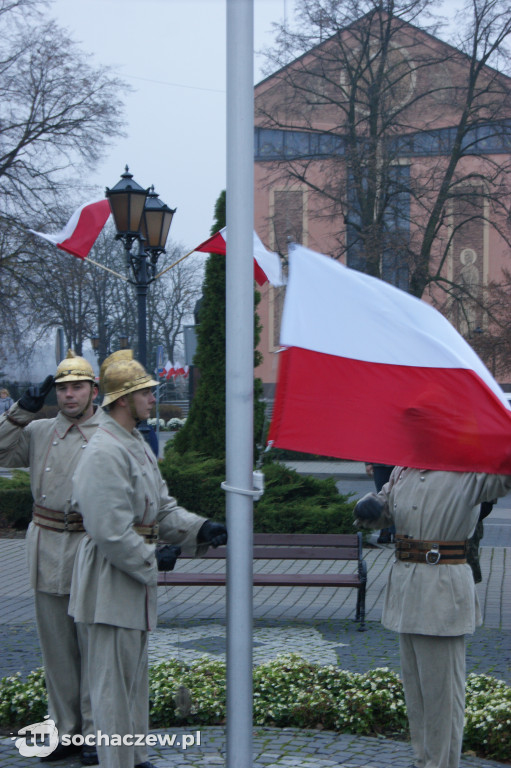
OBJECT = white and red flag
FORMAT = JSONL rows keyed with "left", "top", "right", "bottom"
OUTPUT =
{"left": 161, "top": 361, "right": 175, "bottom": 380}
{"left": 268, "top": 244, "right": 511, "bottom": 473}
{"left": 194, "top": 227, "right": 284, "bottom": 287}
{"left": 30, "top": 199, "right": 111, "bottom": 259}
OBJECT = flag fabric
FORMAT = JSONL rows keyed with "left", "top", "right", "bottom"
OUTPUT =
{"left": 160, "top": 361, "right": 189, "bottom": 380}
{"left": 194, "top": 227, "right": 284, "bottom": 286}
{"left": 30, "top": 199, "right": 111, "bottom": 259}
{"left": 268, "top": 244, "right": 511, "bottom": 474}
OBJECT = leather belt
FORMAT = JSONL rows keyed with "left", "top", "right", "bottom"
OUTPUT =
{"left": 133, "top": 523, "right": 159, "bottom": 543}
{"left": 34, "top": 508, "right": 159, "bottom": 543}
{"left": 33, "top": 505, "right": 85, "bottom": 533}
{"left": 395, "top": 535, "right": 468, "bottom": 565}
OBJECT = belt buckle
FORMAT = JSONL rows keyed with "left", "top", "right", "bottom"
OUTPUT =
{"left": 425, "top": 544, "right": 441, "bottom": 565}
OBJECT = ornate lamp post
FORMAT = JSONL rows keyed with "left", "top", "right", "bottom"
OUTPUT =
{"left": 106, "top": 167, "right": 175, "bottom": 367}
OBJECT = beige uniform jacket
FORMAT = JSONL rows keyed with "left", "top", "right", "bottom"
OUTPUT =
{"left": 69, "top": 410, "right": 207, "bottom": 631}
{"left": 366, "top": 467, "right": 511, "bottom": 636}
{"left": 0, "top": 403, "right": 101, "bottom": 594}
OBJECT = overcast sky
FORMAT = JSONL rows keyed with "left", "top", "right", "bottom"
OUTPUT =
{"left": 50, "top": 0, "right": 288, "bottom": 252}
{"left": 18, "top": 0, "right": 463, "bottom": 379}
{"left": 49, "top": 0, "right": 463, "bottom": 253}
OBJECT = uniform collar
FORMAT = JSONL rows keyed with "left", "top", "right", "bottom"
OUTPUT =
{"left": 54, "top": 406, "right": 101, "bottom": 440}
{"left": 98, "top": 409, "right": 152, "bottom": 465}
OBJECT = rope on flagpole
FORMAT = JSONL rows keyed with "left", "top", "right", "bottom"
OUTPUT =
{"left": 153, "top": 248, "right": 197, "bottom": 281}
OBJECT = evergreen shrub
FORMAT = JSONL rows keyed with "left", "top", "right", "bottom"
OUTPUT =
{"left": 159, "top": 449, "right": 356, "bottom": 533}
{"left": 0, "top": 471, "right": 32, "bottom": 529}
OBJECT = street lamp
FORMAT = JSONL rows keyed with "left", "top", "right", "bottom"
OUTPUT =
{"left": 106, "top": 166, "right": 175, "bottom": 367}
{"left": 91, "top": 329, "right": 130, "bottom": 365}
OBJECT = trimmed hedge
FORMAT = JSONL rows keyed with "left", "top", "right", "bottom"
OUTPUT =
{"left": 0, "top": 471, "right": 32, "bottom": 529}
{"left": 159, "top": 449, "right": 356, "bottom": 534}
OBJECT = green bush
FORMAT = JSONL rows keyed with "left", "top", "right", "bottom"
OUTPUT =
{"left": 159, "top": 450, "right": 356, "bottom": 533}
{"left": 0, "top": 470, "right": 32, "bottom": 529}
{"left": 160, "top": 449, "right": 225, "bottom": 520}
{"left": 0, "top": 668, "right": 47, "bottom": 725}
{"left": 2, "top": 658, "right": 509, "bottom": 760}
{"left": 464, "top": 672, "right": 511, "bottom": 760}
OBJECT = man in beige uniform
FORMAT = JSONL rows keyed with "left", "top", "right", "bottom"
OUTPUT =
{"left": 0, "top": 353, "right": 100, "bottom": 765}
{"left": 70, "top": 352, "right": 227, "bottom": 768}
{"left": 354, "top": 467, "right": 511, "bottom": 768}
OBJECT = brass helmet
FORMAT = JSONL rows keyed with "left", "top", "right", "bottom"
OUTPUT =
{"left": 55, "top": 350, "right": 95, "bottom": 384}
{"left": 102, "top": 349, "right": 158, "bottom": 407}
{"left": 99, "top": 349, "right": 133, "bottom": 394}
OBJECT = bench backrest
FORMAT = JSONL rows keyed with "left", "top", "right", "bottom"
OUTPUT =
{"left": 180, "top": 532, "right": 362, "bottom": 561}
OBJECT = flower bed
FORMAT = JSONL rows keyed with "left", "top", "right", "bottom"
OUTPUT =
{"left": 1, "top": 655, "right": 509, "bottom": 760}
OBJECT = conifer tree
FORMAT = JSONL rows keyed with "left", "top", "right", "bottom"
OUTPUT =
{"left": 174, "top": 191, "right": 265, "bottom": 458}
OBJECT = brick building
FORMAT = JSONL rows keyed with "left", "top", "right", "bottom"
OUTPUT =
{"left": 252, "top": 12, "right": 511, "bottom": 395}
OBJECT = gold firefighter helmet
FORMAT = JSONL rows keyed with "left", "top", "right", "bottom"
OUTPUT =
{"left": 55, "top": 350, "right": 95, "bottom": 384}
{"left": 99, "top": 349, "right": 133, "bottom": 394}
{"left": 102, "top": 350, "right": 158, "bottom": 407}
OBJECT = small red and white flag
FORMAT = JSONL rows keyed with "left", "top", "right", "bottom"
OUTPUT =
{"left": 268, "top": 244, "right": 511, "bottom": 474}
{"left": 194, "top": 227, "right": 284, "bottom": 287}
{"left": 30, "top": 199, "right": 111, "bottom": 259}
{"left": 161, "top": 361, "right": 176, "bottom": 380}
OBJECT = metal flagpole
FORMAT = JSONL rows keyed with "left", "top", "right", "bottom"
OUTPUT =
{"left": 224, "top": 1, "right": 254, "bottom": 766}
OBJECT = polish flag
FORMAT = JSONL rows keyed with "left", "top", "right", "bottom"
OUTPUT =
{"left": 30, "top": 199, "right": 111, "bottom": 259}
{"left": 165, "top": 362, "right": 176, "bottom": 380}
{"left": 160, "top": 360, "right": 172, "bottom": 379}
{"left": 194, "top": 227, "right": 284, "bottom": 287}
{"left": 174, "top": 362, "right": 185, "bottom": 377}
{"left": 268, "top": 244, "right": 511, "bottom": 474}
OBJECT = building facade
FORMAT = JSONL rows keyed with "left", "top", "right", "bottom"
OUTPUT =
{"left": 253, "top": 13, "right": 511, "bottom": 393}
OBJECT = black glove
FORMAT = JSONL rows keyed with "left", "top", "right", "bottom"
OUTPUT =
{"left": 354, "top": 493, "right": 384, "bottom": 523}
{"left": 156, "top": 544, "right": 181, "bottom": 571}
{"left": 197, "top": 520, "right": 228, "bottom": 548}
{"left": 19, "top": 375, "right": 54, "bottom": 413}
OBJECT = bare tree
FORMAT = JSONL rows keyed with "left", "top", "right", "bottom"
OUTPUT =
{"left": 17, "top": 220, "right": 203, "bottom": 372}
{"left": 257, "top": 0, "right": 511, "bottom": 326}
{"left": 146, "top": 250, "right": 204, "bottom": 368}
{"left": 0, "top": 0, "right": 128, "bottom": 364}
{"left": 0, "top": 1, "right": 127, "bottom": 222}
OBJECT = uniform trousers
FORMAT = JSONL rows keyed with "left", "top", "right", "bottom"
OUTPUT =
{"left": 81, "top": 622, "right": 149, "bottom": 768}
{"left": 400, "top": 633, "right": 465, "bottom": 768}
{"left": 35, "top": 591, "right": 93, "bottom": 738}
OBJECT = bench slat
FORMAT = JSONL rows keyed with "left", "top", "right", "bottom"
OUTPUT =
{"left": 179, "top": 545, "right": 360, "bottom": 560}
{"left": 157, "top": 531, "right": 367, "bottom": 631}
{"left": 158, "top": 573, "right": 361, "bottom": 587}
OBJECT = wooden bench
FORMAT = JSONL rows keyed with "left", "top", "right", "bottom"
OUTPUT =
{"left": 157, "top": 532, "right": 368, "bottom": 631}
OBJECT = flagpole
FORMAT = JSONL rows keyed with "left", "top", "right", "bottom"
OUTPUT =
{"left": 152, "top": 248, "right": 196, "bottom": 280}
{"left": 225, "top": 1, "right": 254, "bottom": 767}
{"left": 54, "top": 248, "right": 130, "bottom": 282}
{"left": 81, "top": 256, "right": 129, "bottom": 282}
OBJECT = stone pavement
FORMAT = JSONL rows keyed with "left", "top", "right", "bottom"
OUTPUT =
{"left": 0, "top": 460, "right": 510, "bottom": 766}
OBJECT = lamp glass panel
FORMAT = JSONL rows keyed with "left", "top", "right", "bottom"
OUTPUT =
{"left": 109, "top": 191, "right": 146, "bottom": 234}
{"left": 127, "top": 195, "right": 146, "bottom": 233}
{"left": 143, "top": 210, "right": 162, "bottom": 248}
{"left": 159, "top": 210, "right": 174, "bottom": 247}
{"left": 108, "top": 193, "right": 130, "bottom": 233}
